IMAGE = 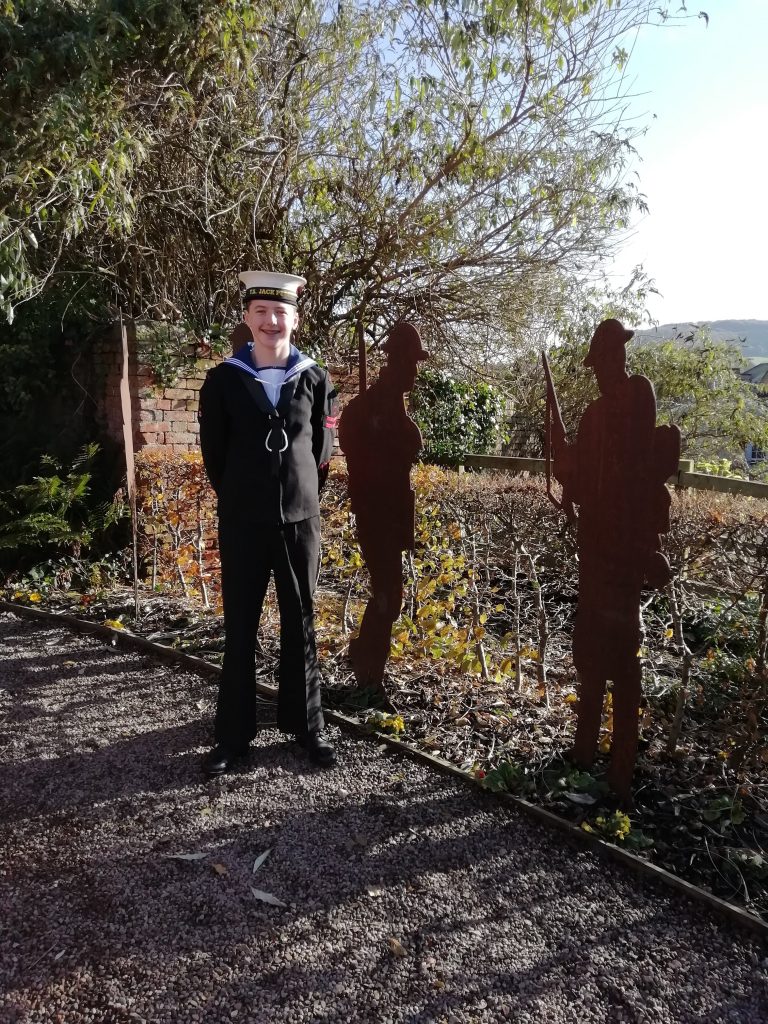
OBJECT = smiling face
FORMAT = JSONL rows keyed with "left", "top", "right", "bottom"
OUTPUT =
{"left": 243, "top": 298, "right": 299, "bottom": 363}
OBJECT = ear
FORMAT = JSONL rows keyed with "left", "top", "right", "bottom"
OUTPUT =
{"left": 292, "top": 309, "right": 300, "bottom": 332}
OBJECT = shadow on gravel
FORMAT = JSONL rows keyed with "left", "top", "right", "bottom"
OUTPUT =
{"left": 2, "top": 648, "right": 169, "bottom": 691}
{"left": 3, "top": 751, "right": 766, "bottom": 1022}
{"left": 0, "top": 720, "right": 211, "bottom": 820}
{"left": 2, "top": 617, "right": 766, "bottom": 1023}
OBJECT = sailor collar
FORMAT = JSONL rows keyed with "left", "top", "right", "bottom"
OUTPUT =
{"left": 224, "top": 343, "right": 316, "bottom": 382}
{"left": 223, "top": 343, "right": 318, "bottom": 473}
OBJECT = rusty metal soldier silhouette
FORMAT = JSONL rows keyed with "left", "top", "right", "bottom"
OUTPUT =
{"left": 339, "top": 322, "right": 429, "bottom": 695}
{"left": 545, "top": 319, "right": 680, "bottom": 799}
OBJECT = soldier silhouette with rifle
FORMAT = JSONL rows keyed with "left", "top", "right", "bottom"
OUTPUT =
{"left": 339, "top": 322, "right": 428, "bottom": 697}
{"left": 544, "top": 319, "right": 680, "bottom": 799}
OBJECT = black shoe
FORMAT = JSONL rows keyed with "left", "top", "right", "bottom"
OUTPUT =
{"left": 296, "top": 730, "right": 336, "bottom": 768}
{"left": 202, "top": 743, "right": 249, "bottom": 777}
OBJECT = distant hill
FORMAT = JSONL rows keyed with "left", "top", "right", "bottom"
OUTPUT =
{"left": 635, "top": 320, "right": 768, "bottom": 358}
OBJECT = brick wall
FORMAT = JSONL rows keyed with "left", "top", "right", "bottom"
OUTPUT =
{"left": 91, "top": 320, "right": 365, "bottom": 456}
{"left": 92, "top": 321, "right": 222, "bottom": 454}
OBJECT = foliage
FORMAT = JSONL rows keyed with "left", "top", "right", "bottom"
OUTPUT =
{"left": 134, "top": 448, "right": 218, "bottom": 608}
{"left": 127, "top": 457, "right": 768, "bottom": 761}
{"left": 0, "top": 443, "right": 126, "bottom": 565}
{"left": 366, "top": 710, "right": 406, "bottom": 735}
{"left": 695, "top": 458, "right": 742, "bottom": 478}
{"left": 1, "top": 0, "right": 699, "bottom": 366}
{"left": 14, "top": 455, "right": 767, "bottom": 918}
{"left": 136, "top": 321, "right": 229, "bottom": 389}
{"left": 411, "top": 368, "right": 507, "bottom": 461}
{"left": 6, "top": 551, "right": 128, "bottom": 598}
{"left": 482, "top": 759, "right": 535, "bottom": 795}
{"left": 0, "top": 295, "right": 102, "bottom": 488}
{"left": 632, "top": 339, "right": 768, "bottom": 469}
{"left": 507, "top": 329, "right": 768, "bottom": 470}
{"left": 581, "top": 810, "right": 632, "bottom": 841}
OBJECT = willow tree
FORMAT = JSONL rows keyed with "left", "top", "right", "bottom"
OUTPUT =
{"left": 1, "top": 0, "right": 698, "bottom": 363}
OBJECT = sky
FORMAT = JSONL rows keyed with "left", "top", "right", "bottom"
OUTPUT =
{"left": 606, "top": 0, "right": 768, "bottom": 327}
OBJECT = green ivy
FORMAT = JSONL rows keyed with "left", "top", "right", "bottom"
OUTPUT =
{"left": 136, "top": 321, "right": 229, "bottom": 389}
{"left": 411, "top": 367, "right": 507, "bottom": 461}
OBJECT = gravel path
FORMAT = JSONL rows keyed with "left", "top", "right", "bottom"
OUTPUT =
{"left": 0, "top": 613, "right": 766, "bottom": 1024}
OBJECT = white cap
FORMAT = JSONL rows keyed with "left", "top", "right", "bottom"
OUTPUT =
{"left": 239, "top": 271, "right": 307, "bottom": 307}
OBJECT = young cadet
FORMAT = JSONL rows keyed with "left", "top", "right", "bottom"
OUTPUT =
{"left": 198, "top": 271, "right": 338, "bottom": 776}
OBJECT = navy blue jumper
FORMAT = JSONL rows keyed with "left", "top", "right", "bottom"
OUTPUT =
{"left": 199, "top": 344, "right": 337, "bottom": 746}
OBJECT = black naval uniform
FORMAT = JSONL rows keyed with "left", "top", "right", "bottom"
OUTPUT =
{"left": 199, "top": 343, "right": 337, "bottom": 749}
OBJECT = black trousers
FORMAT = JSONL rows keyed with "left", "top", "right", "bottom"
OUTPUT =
{"left": 215, "top": 516, "right": 324, "bottom": 749}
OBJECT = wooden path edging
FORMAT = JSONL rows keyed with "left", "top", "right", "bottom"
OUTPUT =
{"left": 2, "top": 598, "right": 766, "bottom": 942}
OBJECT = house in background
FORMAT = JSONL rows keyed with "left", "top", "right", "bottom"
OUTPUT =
{"left": 740, "top": 360, "right": 768, "bottom": 468}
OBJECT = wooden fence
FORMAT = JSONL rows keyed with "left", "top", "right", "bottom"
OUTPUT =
{"left": 435, "top": 455, "right": 768, "bottom": 500}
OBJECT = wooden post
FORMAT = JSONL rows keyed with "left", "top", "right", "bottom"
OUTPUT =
{"left": 119, "top": 314, "right": 140, "bottom": 620}
{"left": 357, "top": 314, "right": 367, "bottom": 395}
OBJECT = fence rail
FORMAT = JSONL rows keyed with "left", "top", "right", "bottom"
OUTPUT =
{"left": 434, "top": 454, "right": 768, "bottom": 500}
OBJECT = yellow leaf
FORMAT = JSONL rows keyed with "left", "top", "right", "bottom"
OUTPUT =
{"left": 664, "top": 628, "right": 673, "bottom": 639}
{"left": 387, "top": 937, "right": 407, "bottom": 957}
{"left": 104, "top": 619, "right": 125, "bottom": 630}
{"left": 28, "top": 592, "right": 42, "bottom": 603}
{"left": 564, "top": 693, "right": 578, "bottom": 704}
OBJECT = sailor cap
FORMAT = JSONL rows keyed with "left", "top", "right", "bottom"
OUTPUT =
{"left": 239, "top": 271, "right": 307, "bottom": 307}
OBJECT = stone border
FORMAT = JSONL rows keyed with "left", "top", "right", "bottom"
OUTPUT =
{"left": 2, "top": 598, "right": 766, "bottom": 941}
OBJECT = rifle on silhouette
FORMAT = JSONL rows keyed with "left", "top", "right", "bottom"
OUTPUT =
{"left": 542, "top": 350, "right": 576, "bottom": 525}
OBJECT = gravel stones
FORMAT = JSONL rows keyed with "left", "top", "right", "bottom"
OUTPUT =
{"left": 1, "top": 613, "right": 766, "bottom": 1024}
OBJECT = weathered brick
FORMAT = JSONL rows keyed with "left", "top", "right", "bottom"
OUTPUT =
{"left": 164, "top": 388, "right": 195, "bottom": 400}
{"left": 185, "top": 399, "right": 199, "bottom": 412}
{"left": 171, "top": 432, "right": 198, "bottom": 445}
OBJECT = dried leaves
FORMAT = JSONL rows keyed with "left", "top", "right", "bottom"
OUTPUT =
{"left": 162, "top": 846, "right": 287, "bottom": 909}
